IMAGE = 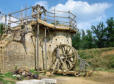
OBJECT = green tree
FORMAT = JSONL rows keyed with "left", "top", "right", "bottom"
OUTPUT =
{"left": 91, "top": 22, "right": 106, "bottom": 48}
{"left": 0, "top": 23, "right": 4, "bottom": 35}
{"left": 80, "top": 30, "right": 87, "bottom": 49}
{"left": 86, "top": 30, "right": 96, "bottom": 48}
{"left": 80, "top": 30, "right": 96, "bottom": 49}
{"left": 72, "top": 17, "right": 114, "bottom": 49}
{"left": 106, "top": 17, "right": 114, "bottom": 47}
{"left": 72, "top": 31, "right": 81, "bottom": 49}
{"left": 72, "top": 29, "right": 96, "bottom": 49}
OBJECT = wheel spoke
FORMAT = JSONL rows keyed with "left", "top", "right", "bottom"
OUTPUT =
{"left": 66, "top": 60, "right": 73, "bottom": 69}
{"left": 60, "top": 46, "right": 64, "bottom": 54}
{"left": 67, "top": 47, "right": 71, "bottom": 53}
{"left": 51, "top": 44, "right": 77, "bottom": 71}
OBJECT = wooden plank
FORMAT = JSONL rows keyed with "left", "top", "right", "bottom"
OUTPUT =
{"left": 31, "top": 19, "right": 76, "bottom": 33}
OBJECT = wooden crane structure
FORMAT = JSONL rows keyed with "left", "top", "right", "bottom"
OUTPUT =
{"left": 0, "top": 5, "right": 91, "bottom": 76}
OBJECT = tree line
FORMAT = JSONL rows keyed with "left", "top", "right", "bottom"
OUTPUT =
{"left": 72, "top": 17, "right": 114, "bottom": 49}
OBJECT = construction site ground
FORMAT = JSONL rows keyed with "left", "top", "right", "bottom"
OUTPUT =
{"left": 1, "top": 71, "right": 114, "bottom": 84}
{"left": 55, "top": 71, "right": 114, "bottom": 84}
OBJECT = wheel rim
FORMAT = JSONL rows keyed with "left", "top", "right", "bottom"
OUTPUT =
{"left": 51, "top": 44, "right": 78, "bottom": 71}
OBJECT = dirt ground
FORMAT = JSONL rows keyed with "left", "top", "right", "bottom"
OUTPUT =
{"left": 101, "top": 50, "right": 114, "bottom": 56}
{"left": 55, "top": 71, "right": 114, "bottom": 84}
{"left": 1, "top": 71, "right": 114, "bottom": 84}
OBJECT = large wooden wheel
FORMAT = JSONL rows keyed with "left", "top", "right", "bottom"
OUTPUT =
{"left": 51, "top": 44, "right": 78, "bottom": 71}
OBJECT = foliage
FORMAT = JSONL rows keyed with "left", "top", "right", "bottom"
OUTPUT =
{"left": 108, "top": 55, "right": 114, "bottom": 68}
{"left": 0, "top": 23, "right": 4, "bottom": 35}
{"left": 30, "top": 69, "right": 39, "bottom": 75}
{"left": 4, "top": 72, "right": 16, "bottom": 79}
{"left": 0, "top": 73, "right": 15, "bottom": 84}
{"left": 106, "top": 17, "right": 114, "bottom": 47}
{"left": 72, "top": 32, "right": 81, "bottom": 49}
{"left": 72, "top": 17, "right": 114, "bottom": 49}
{"left": 91, "top": 22, "right": 106, "bottom": 48}
{"left": 78, "top": 47, "right": 114, "bottom": 70}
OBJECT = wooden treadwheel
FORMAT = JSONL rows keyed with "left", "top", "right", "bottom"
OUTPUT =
{"left": 51, "top": 44, "right": 78, "bottom": 71}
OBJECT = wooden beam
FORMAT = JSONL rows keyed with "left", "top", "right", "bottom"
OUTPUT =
{"left": 35, "top": 22, "right": 40, "bottom": 71}
{"left": 54, "top": 70, "right": 79, "bottom": 76}
{"left": 44, "top": 27, "right": 47, "bottom": 70}
{"left": 35, "top": 7, "right": 40, "bottom": 71}
{"left": 30, "top": 19, "right": 76, "bottom": 33}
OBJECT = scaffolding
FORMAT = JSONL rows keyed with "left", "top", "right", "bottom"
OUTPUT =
{"left": 5, "top": 5, "right": 77, "bottom": 30}
{"left": 0, "top": 4, "right": 78, "bottom": 73}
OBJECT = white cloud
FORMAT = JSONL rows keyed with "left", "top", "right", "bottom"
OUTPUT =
{"left": 50, "top": 0, "right": 111, "bottom": 30}
{"left": 35, "top": 1, "right": 48, "bottom": 9}
{"left": 77, "top": 15, "right": 107, "bottom": 30}
{"left": 10, "top": 17, "right": 19, "bottom": 27}
{"left": 0, "top": 15, "right": 19, "bottom": 27}
{"left": 0, "top": 15, "right": 5, "bottom": 23}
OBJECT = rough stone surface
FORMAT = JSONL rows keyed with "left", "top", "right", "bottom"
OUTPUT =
{"left": 0, "top": 25, "right": 72, "bottom": 73}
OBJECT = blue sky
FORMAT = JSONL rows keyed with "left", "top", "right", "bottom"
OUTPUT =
{"left": 0, "top": 0, "right": 114, "bottom": 30}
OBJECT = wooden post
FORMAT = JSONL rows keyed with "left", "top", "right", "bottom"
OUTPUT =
{"left": 36, "top": 6, "right": 40, "bottom": 71}
{"left": 56, "top": 47, "right": 59, "bottom": 70}
{"left": 34, "top": 36, "right": 37, "bottom": 70}
{"left": 20, "top": 10, "right": 23, "bottom": 26}
{"left": 8, "top": 14, "right": 11, "bottom": 33}
{"left": 68, "top": 11, "right": 71, "bottom": 29}
{"left": 5, "top": 15, "right": 7, "bottom": 31}
{"left": 44, "top": 9, "right": 47, "bottom": 21}
{"left": 44, "top": 27, "right": 47, "bottom": 70}
{"left": 36, "top": 22, "right": 39, "bottom": 71}
{"left": 54, "top": 8, "right": 56, "bottom": 26}
{"left": 1, "top": 47, "right": 4, "bottom": 72}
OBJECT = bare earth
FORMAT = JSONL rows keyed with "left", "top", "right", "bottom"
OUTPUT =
{"left": 101, "top": 50, "right": 114, "bottom": 56}
{"left": 55, "top": 71, "right": 114, "bottom": 84}
{"left": 1, "top": 71, "right": 114, "bottom": 84}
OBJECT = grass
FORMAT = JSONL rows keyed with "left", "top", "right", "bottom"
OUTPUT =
{"left": 78, "top": 47, "right": 114, "bottom": 72}
{"left": 29, "top": 69, "right": 39, "bottom": 75}
{"left": 4, "top": 72, "right": 16, "bottom": 79}
{"left": 0, "top": 69, "right": 41, "bottom": 84}
{"left": 0, "top": 73, "right": 15, "bottom": 84}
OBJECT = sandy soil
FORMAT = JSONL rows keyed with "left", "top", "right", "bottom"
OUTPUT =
{"left": 1, "top": 71, "right": 114, "bottom": 84}
{"left": 101, "top": 50, "right": 114, "bottom": 56}
{"left": 55, "top": 71, "right": 114, "bottom": 84}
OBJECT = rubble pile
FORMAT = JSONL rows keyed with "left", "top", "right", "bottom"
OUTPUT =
{"left": 13, "top": 68, "right": 39, "bottom": 80}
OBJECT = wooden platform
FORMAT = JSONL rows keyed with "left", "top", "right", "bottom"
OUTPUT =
{"left": 10, "top": 19, "right": 76, "bottom": 33}
{"left": 30, "top": 19, "right": 77, "bottom": 33}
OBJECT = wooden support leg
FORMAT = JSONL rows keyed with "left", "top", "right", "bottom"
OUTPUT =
{"left": 44, "top": 27, "right": 47, "bottom": 71}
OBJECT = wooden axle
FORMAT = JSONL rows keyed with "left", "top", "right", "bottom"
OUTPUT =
{"left": 53, "top": 70, "right": 93, "bottom": 77}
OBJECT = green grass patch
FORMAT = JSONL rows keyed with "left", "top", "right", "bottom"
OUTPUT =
{"left": 0, "top": 72, "right": 15, "bottom": 84}
{"left": 78, "top": 47, "right": 114, "bottom": 71}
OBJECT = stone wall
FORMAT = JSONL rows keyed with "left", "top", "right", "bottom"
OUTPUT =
{"left": 0, "top": 26, "right": 72, "bottom": 73}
